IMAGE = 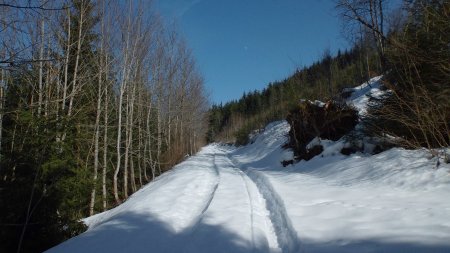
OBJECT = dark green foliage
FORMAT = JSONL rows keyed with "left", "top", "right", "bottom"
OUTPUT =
{"left": 0, "top": 83, "right": 90, "bottom": 250}
{"left": 0, "top": 1, "right": 100, "bottom": 251}
{"left": 286, "top": 100, "right": 358, "bottom": 160}
{"left": 0, "top": 111, "right": 88, "bottom": 252}
{"left": 235, "top": 127, "right": 250, "bottom": 146}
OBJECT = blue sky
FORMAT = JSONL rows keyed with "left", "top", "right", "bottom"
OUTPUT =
{"left": 155, "top": 0, "right": 349, "bottom": 104}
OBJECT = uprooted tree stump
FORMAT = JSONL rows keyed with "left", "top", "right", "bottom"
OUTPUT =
{"left": 286, "top": 100, "right": 359, "bottom": 160}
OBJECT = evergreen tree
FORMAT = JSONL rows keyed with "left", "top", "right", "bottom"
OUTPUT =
{"left": 0, "top": 1, "right": 100, "bottom": 251}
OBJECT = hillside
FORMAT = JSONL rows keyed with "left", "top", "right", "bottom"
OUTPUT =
{"left": 206, "top": 46, "right": 382, "bottom": 145}
{"left": 47, "top": 78, "right": 450, "bottom": 253}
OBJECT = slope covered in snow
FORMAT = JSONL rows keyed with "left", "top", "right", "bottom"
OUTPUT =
{"left": 48, "top": 77, "right": 450, "bottom": 253}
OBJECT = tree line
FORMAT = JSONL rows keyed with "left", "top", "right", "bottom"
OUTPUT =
{"left": 0, "top": 0, "right": 209, "bottom": 252}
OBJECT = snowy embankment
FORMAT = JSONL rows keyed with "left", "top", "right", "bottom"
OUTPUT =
{"left": 232, "top": 120, "right": 450, "bottom": 253}
{"left": 48, "top": 77, "right": 450, "bottom": 253}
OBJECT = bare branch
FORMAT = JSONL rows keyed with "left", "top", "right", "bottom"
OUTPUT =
{"left": 0, "top": 3, "right": 69, "bottom": 11}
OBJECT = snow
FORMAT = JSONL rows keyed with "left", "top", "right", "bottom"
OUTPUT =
{"left": 230, "top": 120, "right": 450, "bottom": 253}
{"left": 345, "top": 75, "right": 384, "bottom": 115}
{"left": 47, "top": 77, "right": 450, "bottom": 253}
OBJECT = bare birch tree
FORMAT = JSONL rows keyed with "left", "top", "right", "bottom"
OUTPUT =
{"left": 336, "top": 0, "right": 387, "bottom": 69}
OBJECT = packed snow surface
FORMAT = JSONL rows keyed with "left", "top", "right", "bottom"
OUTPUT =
{"left": 48, "top": 77, "right": 450, "bottom": 253}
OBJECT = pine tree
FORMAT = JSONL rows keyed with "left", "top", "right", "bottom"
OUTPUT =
{"left": 0, "top": 1, "right": 100, "bottom": 251}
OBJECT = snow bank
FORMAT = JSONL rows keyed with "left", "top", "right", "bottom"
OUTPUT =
{"left": 345, "top": 75, "right": 385, "bottom": 115}
{"left": 231, "top": 119, "right": 450, "bottom": 253}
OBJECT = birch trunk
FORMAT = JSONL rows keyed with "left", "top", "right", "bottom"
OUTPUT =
{"left": 89, "top": 47, "right": 103, "bottom": 216}
{"left": 37, "top": 18, "right": 44, "bottom": 116}
{"left": 123, "top": 87, "right": 130, "bottom": 198}
{"left": 113, "top": 72, "right": 126, "bottom": 203}
{"left": 67, "top": 3, "right": 84, "bottom": 118}
{"left": 145, "top": 102, "right": 154, "bottom": 181}
{"left": 102, "top": 80, "right": 108, "bottom": 211}
{"left": 137, "top": 91, "right": 143, "bottom": 187}
{"left": 62, "top": 8, "right": 71, "bottom": 112}
{"left": 113, "top": 0, "right": 132, "bottom": 203}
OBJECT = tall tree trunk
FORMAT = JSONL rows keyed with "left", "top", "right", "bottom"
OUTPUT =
{"left": 145, "top": 101, "right": 153, "bottom": 181}
{"left": 377, "top": 0, "right": 385, "bottom": 69}
{"left": 157, "top": 97, "right": 162, "bottom": 174}
{"left": 37, "top": 18, "right": 45, "bottom": 116}
{"left": 102, "top": 79, "right": 108, "bottom": 211}
{"left": 137, "top": 93, "right": 143, "bottom": 187}
{"left": 143, "top": 134, "right": 148, "bottom": 182}
{"left": 0, "top": 72, "right": 4, "bottom": 174}
{"left": 123, "top": 88, "right": 130, "bottom": 198}
{"left": 100, "top": 1, "right": 109, "bottom": 212}
{"left": 89, "top": 50, "right": 103, "bottom": 216}
{"left": 67, "top": 3, "right": 84, "bottom": 118}
{"left": 114, "top": 0, "right": 134, "bottom": 204}
{"left": 44, "top": 56, "right": 51, "bottom": 118}
{"left": 125, "top": 80, "right": 136, "bottom": 195}
{"left": 62, "top": 8, "right": 71, "bottom": 113}
{"left": 130, "top": 155, "right": 136, "bottom": 192}
{"left": 114, "top": 76, "right": 126, "bottom": 203}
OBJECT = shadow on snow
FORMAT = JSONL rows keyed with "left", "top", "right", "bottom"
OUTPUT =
{"left": 48, "top": 210, "right": 450, "bottom": 253}
{"left": 47, "top": 211, "right": 265, "bottom": 253}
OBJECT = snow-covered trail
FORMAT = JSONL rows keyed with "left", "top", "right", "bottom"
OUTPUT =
{"left": 47, "top": 146, "right": 289, "bottom": 253}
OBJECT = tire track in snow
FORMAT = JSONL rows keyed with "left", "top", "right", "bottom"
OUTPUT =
{"left": 244, "top": 168, "right": 301, "bottom": 253}
{"left": 231, "top": 162, "right": 257, "bottom": 249}
{"left": 227, "top": 154, "right": 301, "bottom": 253}
{"left": 216, "top": 148, "right": 256, "bottom": 246}
{"left": 223, "top": 155, "right": 282, "bottom": 253}
{"left": 86, "top": 153, "right": 220, "bottom": 231}
{"left": 183, "top": 149, "right": 270, "bottom": 253}
{"left": 199, "top": 154, "right": 220, "bottom": 215}
{"left": 184, "top": 154, "right": 221, "bottom": 233}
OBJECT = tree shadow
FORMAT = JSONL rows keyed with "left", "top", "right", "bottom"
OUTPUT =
{"left": 46, "top": 211, "right": 266, "bottom": 253}
{"left": 46, "top": 204, "right": 450, "bottom": 253}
